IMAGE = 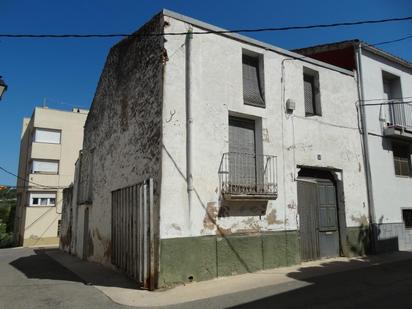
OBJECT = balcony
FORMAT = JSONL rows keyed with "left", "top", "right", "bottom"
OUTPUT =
{"left": 218, "top": 152, "right": 278, "bottom": 200}
{"left": 383, "top": 101, "right": 412, "bottom": 140}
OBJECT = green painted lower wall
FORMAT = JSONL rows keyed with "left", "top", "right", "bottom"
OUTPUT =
{"left": 345, "top": 226, "right": 370, "bottom": 256}
{"left": 158, "top": 231, "right": 300, "bottom": 288}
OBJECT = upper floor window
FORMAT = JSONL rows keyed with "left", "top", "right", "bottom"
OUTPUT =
{"left": 242, "top": 52, "right": 265, "bottom": 108}
{"left": 382, "top": 71, "right": 402, "bottom": 101}
{"left": 29, "top": 192, "right": 56, "bottom": 207}
{"left": 33, "top": 128, "right": 61, "bottom": 144}
{"left": 392, "top": 142, "right": 411, "bottom": 177}
{"left": 31, "top": 160, "right": 59, "bottom": 174}
{"left": 303, "top": 68, "right": 321, "bottom": 116}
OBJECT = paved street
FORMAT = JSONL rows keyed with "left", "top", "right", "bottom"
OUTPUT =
{"left": 179, "top": 255, "right": 412, "bottom": 309}
{"left": 1, "top": 247, "right": 412, "bottom": 308}
{"left": 0, "top": 247, "right": 131, "bottom": 309}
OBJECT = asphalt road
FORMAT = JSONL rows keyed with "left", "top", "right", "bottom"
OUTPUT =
{"left": 1, "top": 247, "right": 412, "bottom": 308}
{"left": 0, "top": 247, "right": 131, "bottom": 309}
{"left": 175, "top": 255, "right": 412, "bottom": 309}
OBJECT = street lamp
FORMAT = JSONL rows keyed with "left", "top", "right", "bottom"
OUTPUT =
{"left": 0, "top": 76, "right": 8, "bottom": 101}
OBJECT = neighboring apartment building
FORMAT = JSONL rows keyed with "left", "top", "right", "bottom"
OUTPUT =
{"left": 14, "top": 107, "right": 88, "bottom": 246}
{"left": 295, "top": 40, "right": 412, "bottom": 252}
{"left": 61, "top": 10, "right": 369, "bottom": 289}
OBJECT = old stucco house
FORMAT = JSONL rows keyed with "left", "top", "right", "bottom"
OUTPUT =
{"left": 61, "top": 10, "right": 369, "bottom": 289}
{"left": 295, "top": 40, "right": 412, "bottom": 253}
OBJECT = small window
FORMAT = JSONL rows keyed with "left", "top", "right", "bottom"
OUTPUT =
{"left": 303, "top": 68, "right": 321, "bottom": 116}
{"left": 29, "top": 192, "right": 57, "bottom": 207}
{"left": 402, "top": 209, "right": 412, "bottom": 228}
{"left": 31, "top": 160, "right": 59, "bottom": 174}
{"left": 393, "top": 143, "right": 411, "bottom": 177}
{"left": 242, "top": 52, "right": 265, "bottom": 107}
{"left": 33, "top": 128, "right": 61, "bottom": 144}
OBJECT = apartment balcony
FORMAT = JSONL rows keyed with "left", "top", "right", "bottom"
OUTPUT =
{"left": 383, "top": 101, "right": 412, "bottom": 140}
{"left": 218, "top": 152, "right": 278, "bottom": 200}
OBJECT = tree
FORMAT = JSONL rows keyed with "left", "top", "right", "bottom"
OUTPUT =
{"left": 0, "top": 186, "right": 16, "bottom": 247}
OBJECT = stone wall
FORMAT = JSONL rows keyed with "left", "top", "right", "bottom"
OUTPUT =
{"left": 77, "top": 13, "right": 165, "bottom": 265}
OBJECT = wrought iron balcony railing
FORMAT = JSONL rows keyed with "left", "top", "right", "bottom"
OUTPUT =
{"left": 218, "top": 152, "right": 278, "bottom": 200}
{"left": 387, "top": 101, "right": 412, "bottom": 131}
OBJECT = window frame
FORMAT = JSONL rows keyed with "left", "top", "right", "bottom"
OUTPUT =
{"left": 242, "top": 50, "right": 265, "bottom": 108}
{"left": 31, "top": 159, "right": 60, "bottom": 175}
{"left": 29, "top": 192, "right": 57, "bottom": 207}
{"left": 392, "top": 142, "right": 411, "bottom": 177}
{"left": 303, "top": 67, "right": 322, "bottom": 117}
{"left": 402, "top": 209, "right": 412, "bottom": 229}
{"left": 32, "top": 128, "right": 62, "bottom": 144}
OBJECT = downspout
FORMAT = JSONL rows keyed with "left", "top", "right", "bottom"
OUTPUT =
{"left": 185, "top": 27, "right": 194, "bottom": 235}
{"left": 355, "top": 42, "right": 376, "bottom": 252}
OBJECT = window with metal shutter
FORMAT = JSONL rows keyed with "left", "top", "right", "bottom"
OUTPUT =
{"left": 34, "top": 128, "right": 61, "bottom": 144}
{"left": 304, "top": 74, "right": 315, "bottom": 115}
{"left": 32, "top": 160, "right": 59, "bottom": 174}
{"left": 242, "top": 54, "right": 265, "bottom": 107}
{"left": 393, "top": 143, "right": 411, "bottom": 177}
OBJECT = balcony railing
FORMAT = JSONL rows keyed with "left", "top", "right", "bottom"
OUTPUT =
{"left": 218, "top": 152, "right": 278, "bottom": 200}
{"left": 387, "top": 101, "right": 412, "bottom": 131}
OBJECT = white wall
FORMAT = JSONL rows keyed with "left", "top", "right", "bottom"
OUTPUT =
{"left": 360, "top": 49, "right": 412, "bottom": 223}
{"left": 160, "top": 16, "right": 369, "bottom": 239}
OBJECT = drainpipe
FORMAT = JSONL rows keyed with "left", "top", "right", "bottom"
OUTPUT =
{"left": 185, "top": 27, "right": 194, "bottom": 235}
{"left": 355, "top": 42, "right": 376, "bottom": 252}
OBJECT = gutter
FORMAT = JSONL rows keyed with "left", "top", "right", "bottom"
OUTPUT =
{"left": 185, "top": 28, "right": 194, "bottom": 234}
{"left": 355, "top": 43, "right": 377, "bottom": 251}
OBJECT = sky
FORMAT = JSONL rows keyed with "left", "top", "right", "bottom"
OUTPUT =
{"left": 0, "top": 0, "right": 411, "bottom": 185}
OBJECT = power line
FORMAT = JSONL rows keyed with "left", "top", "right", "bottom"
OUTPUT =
{"left": 361, "top": 96, "right": 412, "bottom": 102}
{"left": 370, "top": 34, "right": 412, "bottom": 46}
{"left": 361, "top": 100, "right": 412, "bottom": 106}
{"left": 0, "top": 16, "right": 411, "bottom": 39}
{"left": 0, "top": 166, "right": 66, "bottom": 189}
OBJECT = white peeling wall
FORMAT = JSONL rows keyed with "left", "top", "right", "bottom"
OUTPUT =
{"left": 160, "top": 16, "right": 369, "bottom": 239}
{"left": 360, "top": 49, "right": 412, "bottom": 223}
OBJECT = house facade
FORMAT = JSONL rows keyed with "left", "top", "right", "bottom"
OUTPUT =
{"left": 295, "top": 40, "right": 412, "bottom": 252}
{"left": 14, "top": 107, "right": 88, "bottom": 246}
{"left": 61, "top": 11, "right": 369, "bottom": 289}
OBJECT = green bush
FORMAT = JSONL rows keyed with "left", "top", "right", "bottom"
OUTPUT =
{"left": 0, "top": 222, "right": 14, "bottom": 248}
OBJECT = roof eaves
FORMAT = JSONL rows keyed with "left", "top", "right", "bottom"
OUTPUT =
{"left": 360, "top": 42, "right": 412, "bottom": 70}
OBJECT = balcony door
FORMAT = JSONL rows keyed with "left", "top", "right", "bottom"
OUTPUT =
{"left": 228, "top": 116, "right": 256, "bottom": 191}
{"left": 383, "top": 73, "right": 405, "bottom": 128}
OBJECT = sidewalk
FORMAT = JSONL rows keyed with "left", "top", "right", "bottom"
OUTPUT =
{"left": 46, "top": 249, "right": 412, "bottom": 308}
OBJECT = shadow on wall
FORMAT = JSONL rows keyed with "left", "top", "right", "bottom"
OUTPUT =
{"left": 162, "top": 144, "right": 257, "bottom": 273}
{"left": 229, "top": 252, "right": 412, "bottom": 309}
{"left": 9, "top": 248, "right": 137, "bottom": 289}
{"left": 346, "top": 223, "right": 371, "bottom": 256}
{"left": 161, "top": 144, "right": 296, "bottom": 285}
{"left": 372, "top": 216, "right": 400, "bottom": 253}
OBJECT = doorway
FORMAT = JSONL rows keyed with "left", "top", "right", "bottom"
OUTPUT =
{"left": 297, "top": 169, "right": 340, "bottom": 261}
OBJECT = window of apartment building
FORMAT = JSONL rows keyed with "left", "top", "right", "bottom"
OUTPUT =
{"left": 31, "top": 160, "right": 59, "bottom": 174}
{"left": 29, "top": 192, "right": 56, "bottom": 206}
{"left": 402, "top": 209, "right": 412, "bottom": 228}
{"left": 392, "top": 143, "right": 411, "bottom": 177}
{"left": 242, "top": 51, "right": 265, "bottom": 107}
{"left": 303, "top": 67, "right": 321, "bottom": 116}
{"left": 33, "top": 128, "right": 61, "bottom": 144}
